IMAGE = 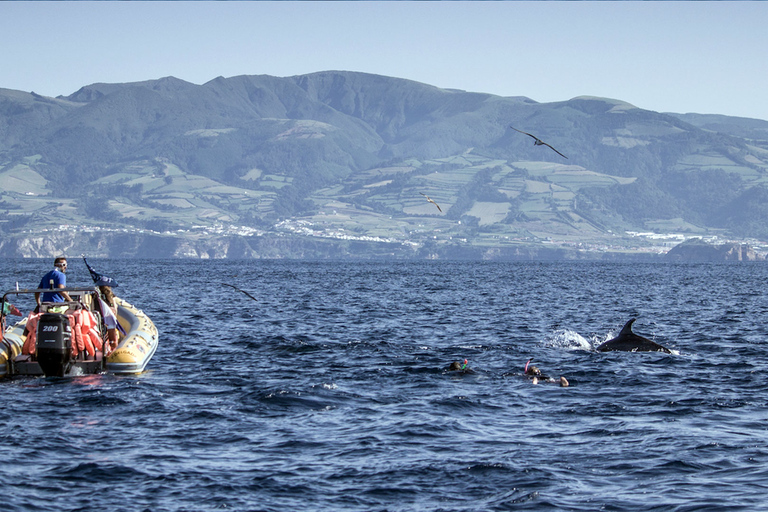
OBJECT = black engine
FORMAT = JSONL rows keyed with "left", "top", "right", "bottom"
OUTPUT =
{"left": 35, "top": 313, "right": 72, "bottom": 377}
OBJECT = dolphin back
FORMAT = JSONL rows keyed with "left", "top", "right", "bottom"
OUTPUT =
{"left": 597, "top": 318, "right": 672, "bottom": 353}
{"left": 618, "top": 318, "right": 637, "bottom": 337}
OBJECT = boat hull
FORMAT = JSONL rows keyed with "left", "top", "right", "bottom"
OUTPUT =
{"left": 1, "top": 296, "right": 158, "bottom": 378}
{"left": 106, "top": 298, "right": 159, "bottom": 374}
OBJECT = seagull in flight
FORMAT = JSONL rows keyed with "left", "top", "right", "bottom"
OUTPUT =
{"left": 223, "top": 283, "right": 259, "bottom": 303}
{"left": 420, "top": 192, "right": 443, "bottom": 213}
{"left": 510, "top": 126, "right": 568, "bottom": 159}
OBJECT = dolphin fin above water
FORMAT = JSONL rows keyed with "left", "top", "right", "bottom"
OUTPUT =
{"left": 596, "top": 319, "right": 672, "bottom": 353}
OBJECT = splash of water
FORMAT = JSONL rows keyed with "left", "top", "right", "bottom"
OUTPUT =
{"left": 545, "top": 329, "right": 594, "bottom": 351}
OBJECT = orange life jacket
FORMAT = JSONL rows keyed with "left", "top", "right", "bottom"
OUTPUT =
{"left": 67, "top": 314, "right": 86, "bottom": 357}
{"left": 23, "top": 310, "right": 104, "bottom": 358}
{"left": 78, "top": 309, "right": 103, "bottom": 353}
{"left": 22, "top": 313, "right": 41, "bottom": 355}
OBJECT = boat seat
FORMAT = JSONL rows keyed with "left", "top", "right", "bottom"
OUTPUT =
{"left": 40, "top": 301, "right": 82, "bottom": 314}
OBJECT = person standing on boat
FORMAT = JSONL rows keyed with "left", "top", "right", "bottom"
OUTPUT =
{"left": 35, "top": 257, "right": 73, "bottom": 306}
{"left": 98, "top": 285, "right": 120, "bottom": 351}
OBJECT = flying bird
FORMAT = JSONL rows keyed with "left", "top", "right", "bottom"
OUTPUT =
{"left": 420, "top": 192, "right": 443, "bottom": 213}
{"left": 510, "top": 126, "right": 568, "bottom": 159}
{"left": 223, "top": 283, "right": 259, "bottom": 303}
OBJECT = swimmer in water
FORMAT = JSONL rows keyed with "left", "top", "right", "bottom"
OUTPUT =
{"left": 524, "top": 358, "right": 569, "bottom": 387}
{"left": 446, "top": 359, "right": 474, "bottom": 374}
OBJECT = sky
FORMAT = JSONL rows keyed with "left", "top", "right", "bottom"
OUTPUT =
{"left": 2, "top": 1, "right": 767, "bottom": 121}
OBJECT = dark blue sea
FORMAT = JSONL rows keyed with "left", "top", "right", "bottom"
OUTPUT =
{"left": 2, "top": 259, "right": 768, "bottom": 511}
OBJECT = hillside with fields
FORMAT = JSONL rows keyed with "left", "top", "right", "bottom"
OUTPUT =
{"left": 1, "top": 72, "right": 768, "bottom": 258}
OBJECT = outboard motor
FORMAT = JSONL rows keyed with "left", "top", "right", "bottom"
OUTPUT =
{"left": 36, "top": 313, "right": 72, "bottom": 377}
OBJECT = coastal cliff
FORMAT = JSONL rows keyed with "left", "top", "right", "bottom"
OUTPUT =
{"left": 0, "top": 230, "right": 662, "bottom": 261}
{"left": 665, "top": 238, "right": 763, "bottom": 262}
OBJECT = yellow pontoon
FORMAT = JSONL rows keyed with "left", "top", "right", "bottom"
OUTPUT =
{"left": 1, "top": 287, "right": 158, "bottom": 378}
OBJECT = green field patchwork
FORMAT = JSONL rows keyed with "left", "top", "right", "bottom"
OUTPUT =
{"left": 466, "top": 202, "right": 510, "bottom": 225}
{"left": 0, "top": 165, "right": 49, "bottom": 195}
{"left": 525, "top": 180, "right": 551, "bottom": 194}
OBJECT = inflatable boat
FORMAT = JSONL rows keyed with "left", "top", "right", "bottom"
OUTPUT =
{"left": 1, "top": 287, "right": 158, "bottom": 378}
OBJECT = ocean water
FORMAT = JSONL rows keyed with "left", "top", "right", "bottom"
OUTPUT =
{"left": 2, "top": 259, "right": 768, "bottom": 511}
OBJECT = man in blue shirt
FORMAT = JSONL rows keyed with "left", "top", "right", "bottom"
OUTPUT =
{"left": 35, "top": 257, "right": 73, "bottom": 306}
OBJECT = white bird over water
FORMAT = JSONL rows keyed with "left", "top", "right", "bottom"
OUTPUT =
{"left": 420, "top": 192, "right": 443, "bottom": 213}
{"left": 510, "top": 126, "right": 568, "bottom": 159}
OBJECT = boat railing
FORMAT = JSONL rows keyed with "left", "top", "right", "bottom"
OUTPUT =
{"left": 2, "top": 286, "right": 108, "bottom": 376}
{"left": 1, "top": 286, "right": 102, "bottom": 334}
{"left": 2, "top": 286, "right": 102, "bottom": 300}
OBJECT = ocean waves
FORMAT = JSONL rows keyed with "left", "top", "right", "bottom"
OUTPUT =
{"left": 2, "top": 260, "right": 768, "bottom": 510}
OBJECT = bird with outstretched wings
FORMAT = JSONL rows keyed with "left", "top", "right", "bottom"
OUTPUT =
{"left": 420, "top": 192, "right": 443, "bottom": 213}
{"left": 510, "top": 126, "right": 568, "bottom": 159}
{"left": 223, "top": 283, "right": 259, "bottom": 303}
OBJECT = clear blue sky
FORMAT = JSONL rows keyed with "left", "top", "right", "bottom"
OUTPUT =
{"left": 2, "top": 1, "right": 767, "bottom": 121}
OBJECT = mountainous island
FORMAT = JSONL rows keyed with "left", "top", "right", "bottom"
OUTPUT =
{"left": 2, "top": 71, "right": 768, "bottom": 260}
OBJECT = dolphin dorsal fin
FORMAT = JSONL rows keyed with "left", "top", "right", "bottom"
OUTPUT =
{"left": 619, "top": 318, "right": 637, "bottom": 336}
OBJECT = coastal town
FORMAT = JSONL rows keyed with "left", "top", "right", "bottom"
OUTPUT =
{"left": 5, "top": 221, "right": 766, "bottom": 260}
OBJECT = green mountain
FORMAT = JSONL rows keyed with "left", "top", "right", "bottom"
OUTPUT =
{"left": 1, "top": 71, "right": 767, "bottom": 258}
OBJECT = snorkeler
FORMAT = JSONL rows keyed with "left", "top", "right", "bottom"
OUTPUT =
{"left": 446, "top": 359, "right": 474, "bottom": 374}
{"left": 524, "top": 358, "right": 569, "bottom": 387}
